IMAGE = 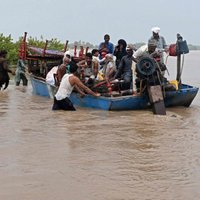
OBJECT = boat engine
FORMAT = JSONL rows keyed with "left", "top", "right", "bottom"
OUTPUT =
{"left": 136, "top": 56, "right": 166, "bottom": 115}
{"left": 136, "top": 56, "right": 156, "bottom": 77}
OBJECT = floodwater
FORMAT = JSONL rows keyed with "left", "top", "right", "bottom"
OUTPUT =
{"left": 0, "top": 51, "right": 200, "bottom": 200}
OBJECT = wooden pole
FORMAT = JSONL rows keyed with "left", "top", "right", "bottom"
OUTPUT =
{"left": 176, "top": 54, "right": 181, "bottom": 84}
{"left": 64, "top": 40, "right": 69, "bottom": 52}
{"left": 176, "top": 34, "right": 183, "bottom": 86}
{"left": 19, "top": 32, "right": 27, "bottom": 60}
{"left": 42, "top": 40, "right": 48, "bottom": 57}
{"left": 24, "top": 32, "right": 27, "bottom": 60}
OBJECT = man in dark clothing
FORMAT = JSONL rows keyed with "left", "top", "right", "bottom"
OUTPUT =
{"left": 114, "top": 44, "right": 134, "bottom": 90}
{"left": 0, "top": 50, "right": 13, "bottom": 90}
{"left": 114, "top": 39, "right": 127, "bottom": 69}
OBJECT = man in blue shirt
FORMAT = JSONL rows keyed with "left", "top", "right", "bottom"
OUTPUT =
{"left": 98, "top": 34, "right": 114, "bottom": 59}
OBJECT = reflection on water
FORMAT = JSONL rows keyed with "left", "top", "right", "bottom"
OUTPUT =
{"left": 0, "top": 52, "right": 200, "bottom": 200}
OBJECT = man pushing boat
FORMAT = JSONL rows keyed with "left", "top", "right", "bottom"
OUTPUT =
{"left": 52, "top": 61, "right": 100, "bottom": 111}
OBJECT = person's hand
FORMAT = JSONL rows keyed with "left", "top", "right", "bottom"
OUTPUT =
{"left": 79, "top": 93, "right": 85, "bottom": 98}
{"left": 111, "top": 79, "right": 119, "bottom": 83}
{"left": 95, "top": 93, "right": 101, "bottom": 97}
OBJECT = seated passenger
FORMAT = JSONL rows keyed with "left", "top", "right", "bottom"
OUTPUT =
{"left": 77, "top": 52, "right": 97, "bottom": 84}
{"left": 92, "top": 49, "right": 101, "bottom": 72}
{"left": 98, "top": 34, "right": 114, "bottom": 59}
{"left": 46, "top": 65, "right": 58, "bottom": 86}
{"left": 97, "top": 54, "right": 116, "bottom": 81}
{"left": 114, "top": 39, "right": 127, "bottom": 69}
{"left": 114, "top": 44, "right": 135, "bottom": 90}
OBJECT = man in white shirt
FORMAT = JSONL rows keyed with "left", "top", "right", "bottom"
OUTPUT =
{"left": 52, "top": 61, "right": 100, "bottom": 111}
{"left": 148, "top": 26, "right": 168, "bottom": 63}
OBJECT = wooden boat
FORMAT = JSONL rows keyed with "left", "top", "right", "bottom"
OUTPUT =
{"left": 30, "top": 75, "right": 198, "bottom": 111}
{"left": 22, "top": 32, "right": 198, "bottom": 112}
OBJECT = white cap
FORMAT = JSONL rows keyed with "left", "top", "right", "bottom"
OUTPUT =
{"left": 151, "top": 26, "right": 160, "bottom": 34}
{"left": 64, "top": 50, "right": 73, "bottom": 57}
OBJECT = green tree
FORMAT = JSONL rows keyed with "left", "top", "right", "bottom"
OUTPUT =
{"left": 0, "top": 33, "right": 18, "bottom": 64}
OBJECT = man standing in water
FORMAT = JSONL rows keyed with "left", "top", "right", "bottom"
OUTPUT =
{"left": 0, "top": 50, "right": 13, "bottom": 90}
{"left": 52, "top": 61, "right": 100, "bottom": 111}
{"left": 15, "top": 58, "right": 28, "bottom": 86}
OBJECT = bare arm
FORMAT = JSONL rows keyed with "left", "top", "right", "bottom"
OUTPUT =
{"left": 71, "top": 76, "right": 100, "bottom": 97}
{"left": 131, "top": 56, "right": 138, "bottom": 63}
{"left": 56, "top": 65, "right": 65, "bottom": 86}
{"left": 77, "top": 60, "right": 86, "bottom": 68}
{"left": 93, "top": 60, "right": 98, "bottom": 77}
{"left": 74, "top": 85, "right": 85, "bottom": 96}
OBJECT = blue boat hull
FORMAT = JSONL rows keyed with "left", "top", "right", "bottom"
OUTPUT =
{"left": 164, "top": 85, "right": 198, "bottom": 107}
{"left": 30, "top": 76, "right": 199, "bottom": 111}
{"left": 30, "top": 76, "right": 56, "bottom": 99}
{"left": 70, "top": 93, "right": 149, "bottom": 110}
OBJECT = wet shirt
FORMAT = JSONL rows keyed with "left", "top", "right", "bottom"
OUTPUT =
{"left": 55, "top": 74, "right": 74, "bottom": 100}
{"left": 46, "top": 66, "right": 58, "bottom": 85}
{"left": 15, "top": 59, "right": 26, "bottom": 83}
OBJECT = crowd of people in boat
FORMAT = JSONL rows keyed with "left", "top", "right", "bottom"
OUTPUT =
{"left": 0, "top": 26, "right": 169, "bottom": 110}
{"left": 47, "top": 27, "right": 167, "bottom": 87}
{"left": 47, "top": 26, "right": 169, "bottom": 110}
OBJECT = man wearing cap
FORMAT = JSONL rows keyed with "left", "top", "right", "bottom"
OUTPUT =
{"left": 133, "top": 39, "right": 167, "bottom": 88}
{"left": 149, "top": 26, "right": 168, "bottom": 63}
{"left": 133, "top": 39, "right": 160, "bottom": 61}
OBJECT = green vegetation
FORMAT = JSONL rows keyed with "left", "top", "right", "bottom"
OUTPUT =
{"left": 0, "top": 33, "right": 19, "bottom": 64}
{"left": 0, "top": 33, "right": 199, "bottom": 65}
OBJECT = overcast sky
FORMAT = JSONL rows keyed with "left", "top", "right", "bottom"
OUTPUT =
{"left": 1, "top": 0, "right": 199, "bottom": 46}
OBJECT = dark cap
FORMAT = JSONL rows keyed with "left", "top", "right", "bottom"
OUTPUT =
{"left": 69, "top": 61, "right": 78, "bottom": 73}
{"left": 148, "top": 39, "right": 157, "bottom": 47}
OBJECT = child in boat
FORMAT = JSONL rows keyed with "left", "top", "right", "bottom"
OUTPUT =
{"left": 52, "top": 61, "right": 100, "bottom": 111}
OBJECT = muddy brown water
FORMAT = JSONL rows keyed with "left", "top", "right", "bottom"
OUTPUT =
{"left": 0, "top": 51, "right": 200, "bottom": 200}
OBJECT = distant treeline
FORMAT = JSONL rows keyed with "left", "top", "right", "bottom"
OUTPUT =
{"left": 188, "top": 44, "right": 200, "bottom": 50}
{"left": 0, "top": 33, "right": 199, "bottom": 65}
